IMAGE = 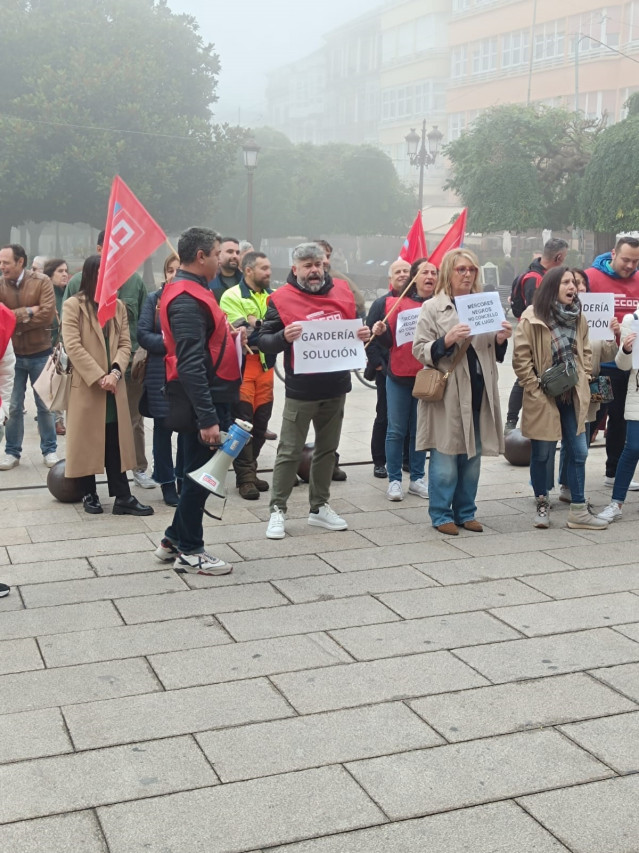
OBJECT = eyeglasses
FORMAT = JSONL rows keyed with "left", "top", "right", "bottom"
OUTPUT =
{"left": 453, "top": 266, "right": 478, "bottom": 275}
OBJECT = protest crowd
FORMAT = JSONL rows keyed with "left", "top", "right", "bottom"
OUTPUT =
{"left": 1, "top": 200, "right": 638, "bottom": 587}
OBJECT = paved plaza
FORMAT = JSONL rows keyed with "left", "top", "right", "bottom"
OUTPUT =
{"left": 0, "top": 353, "right": 638, "bottom": 853}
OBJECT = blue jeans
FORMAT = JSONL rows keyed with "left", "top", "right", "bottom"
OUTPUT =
{"left": 164, "top": 404, "right": 232, "bottom": 555}
{"left": 5, "top": 353, "right": 57, "bottom": 458}
{"left": 558, "top": 422, "right": 591, "bottom": 487}
{"left": 385, "top": 375, "right": 425, "bottom": 482}
{"left": 152, "top": 420, "right": 185, "bottom": 486}
{"left": 428, "top": 410, "right": 481, "bottom": 527}
{"left": 531, "top": 401, "right": 587, "bottom": 504}
{"left": 612, "top": 420, "right": 639, "bottom": 503}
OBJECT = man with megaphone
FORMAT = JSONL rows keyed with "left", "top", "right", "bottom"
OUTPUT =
{"left": 155, "top": 227, "right": 243, "bottom": 575}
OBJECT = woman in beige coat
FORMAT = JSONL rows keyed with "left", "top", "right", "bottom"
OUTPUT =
{"left": 413, "top": 249, "right": 511, "bottom": 535}
{"left": 62, "top": 255, "right": 152, "bottom": 516}
{"left": 513, "top": 266, "right": 605, "bottom": 531}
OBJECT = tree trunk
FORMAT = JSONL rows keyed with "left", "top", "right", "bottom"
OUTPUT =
{"left": 0, "top": 213, "right": 15, "bottom": 245}
{"left": 142, "top": 257, "right": 156, "bottom": 292}
{"left": 593, "top": 231, "right": 617, "bottom": 261}
{"left": 27, "top": 222, "right": 45, "bottom": 257}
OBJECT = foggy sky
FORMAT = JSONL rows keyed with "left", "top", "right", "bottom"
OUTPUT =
{"left": 167, "top": 0, "right": 380, "bottom": 125}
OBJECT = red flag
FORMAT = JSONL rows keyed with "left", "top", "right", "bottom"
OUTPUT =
{"left": 398, "top": 210, "right": 427, "bottom": 265}
{"left": 96, "top": 176, "right": 166, "bottom": 325}
{"left": 428, "top": 208, "right": 467, "bottom": 269}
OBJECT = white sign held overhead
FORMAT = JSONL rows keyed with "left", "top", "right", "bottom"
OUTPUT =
{"left": 455, "top": 291, "right": 506, "bottom": 335}
{"left": 579, "top": 293, "right": 615, "bottom": 341}
{"left": 292, "top": 319, "right": 366, "bottom": 374}
{"left": 395, "top": 307, "right": 421, "bottom": 347}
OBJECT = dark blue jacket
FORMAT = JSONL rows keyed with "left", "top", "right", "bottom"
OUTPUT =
{"left": 137, "top": 289, "right": 167, "bottom": 419}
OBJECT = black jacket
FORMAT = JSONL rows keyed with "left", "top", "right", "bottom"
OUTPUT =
{"left": 258, "top": 272, "right": 352, "bottom": 401}
{"left": 364, "top": 293, "right": 392, "bottom": 379}
{"left": 137, "top": 288, "right": 168, "bottom": 419}
{"left": 522, "top": 258, "right": 546, "bottom": 308}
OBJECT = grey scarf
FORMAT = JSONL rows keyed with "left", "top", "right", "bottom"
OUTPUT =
{"left": 548, "top": 300, "right": 580, "bottom": 368}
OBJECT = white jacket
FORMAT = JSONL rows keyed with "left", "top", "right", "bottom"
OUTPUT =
{"left": 0, "top": 340, "right": 15, "bottom": 421}
{"left": 616, "top": 310, "right": 639, "bottom": 421}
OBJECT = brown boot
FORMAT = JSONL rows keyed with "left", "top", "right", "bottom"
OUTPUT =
{"left": 436, "top": 522, "right": 459, "bottom": 536}
{"left": 239, "top": 482, "right": 259, "bottom": 500}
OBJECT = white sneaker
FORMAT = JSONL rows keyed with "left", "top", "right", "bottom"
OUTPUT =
{"left": 308, "top": 503, "right": 348, "bottom": 531}
{"left": 43, "top": 453, "right": 59, "bottom": 468}
{"left": 266, "top": 506, "right": 286, "bottom": 539}
{"left": 597, "top": 501, "right": 623, "bottom": 522}
{"left": 604, "top": 476, "right": 639, "bottom": 491}
{"left": 386, "top": 481, "right": 404, "bottom": 501}
{"left": 408, "top": 478, "right": 429, "bottom": 498}
{"left": 133, "top": 470, "right": 157, "bottom": 489}
{"left": 173, "top": 551, "right": 232, "bottom": 576}
{"left": 0, "top": 454, "right": 19, "bottom": 470}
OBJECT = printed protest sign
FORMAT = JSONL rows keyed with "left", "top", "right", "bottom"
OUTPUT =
{"left": 455, "top": 291, "right": 505, "bottom": 335}
{"left": 395, "top": 307, "right": 421, "bottom": 347}
{"left": 579, "top": 293, "right": 615, "bottom": 341}
{"left": 293, "top": 319, "right": 365, "bottom": 374}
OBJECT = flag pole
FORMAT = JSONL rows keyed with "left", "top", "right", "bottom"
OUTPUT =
{"left": 166, "top": 238, "right": 178, "bottom": 255}
{"left": 364, "top": 272, "right": 419, "bottom": 350}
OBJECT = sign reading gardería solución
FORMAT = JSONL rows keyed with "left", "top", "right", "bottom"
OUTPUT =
{"left": 292, "top": 319, "right": 366, "bottom": 374}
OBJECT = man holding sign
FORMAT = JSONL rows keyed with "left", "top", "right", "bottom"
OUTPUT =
{"left": 258, "top": 243, "right": 370, "bottom": 539}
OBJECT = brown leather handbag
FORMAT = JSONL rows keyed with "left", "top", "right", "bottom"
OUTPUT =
{"left": 412, "top": 339, "right": 471, "bottom": 402}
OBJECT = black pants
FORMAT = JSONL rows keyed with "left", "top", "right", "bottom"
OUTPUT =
{"left": 506, "top": 380, "right": 523, "bottom": 424}
{"left": 233, "top": 398, "right": 273, "bottom": 485}
{"left": 371, "top": 370, "right": 387, "bottom": 465}
{"left": 79, "top": 421, "right": 131, "bottom": 499}
{"left": 599, "top": 365, "right": 631, "bottom": 478}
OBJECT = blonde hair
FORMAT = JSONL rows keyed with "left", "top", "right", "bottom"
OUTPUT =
{"left": 163, "top": 252, "right": 179, "bottom": 279}
{"left": 436, "top": 249, "right": 482, "bottom": 299}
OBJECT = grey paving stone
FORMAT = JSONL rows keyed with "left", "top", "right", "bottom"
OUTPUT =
{"left": 518, "top": 775, "right": 639, "bottom": 853}
{"left": 196, "top": 702, "right": 443, "bottom": 781}
{"left": 356, "top": 523, "right": 457, "bottom": 547}
{"left": 320, "top": 540, "right": 460, "bottom": 571}
{"left": 89, "top": 549, "right": 187, "bottom": 576}
{"left": 0, "top": 658, "right": 160, "bottom": 715}
{"left": 347, "top": 729, "right": 612, "bottom": 820}
{"left": 0, "top": 545, "right": 10, "bottom": 566}
{"left": 267, "top": 801, "right": 569, "bottom": 853}
{"left": 545, "top": 540, "right": 637, "bottom": 570}
{"left": 0, "top": 558, "right": 94, "bottom": 587}
{"left": 0, "top": 735, "right": 216, "bottom": 823}
{"left": 27, "top": 517, "right": 150, "bottom": 542}
{"left": 0, "top": 592, "right": 24, "bottom": 612}
{"left": 0, "top": 811, "right": 108, "bottom": 853}
{"left": 559, "top": 710, "right": 639, "bottom": 773}
{"left": 330, "top": 611, "right": 521, "bottom": 660}
{"left": 413, "top": 552, "right": 572, "bottom": 585}
{"left": 20, "top": 570, "right": 186, "bottom": 608}
{"left": 410, "top": 672, "right": 637, "bottom": 742}
{"left": 454, "top": 628, "right": 639, "bottom": 683}
{"left": 272, "top": 566, "right": 437, "bottom": 603}
{"left": 271, "top": 651, "right": 488, "bottom": 713}
{"left": 616, "top": 622, "right": 639, "bottom": 642}
{"left": 115, "top": 583, "right": 287, "bottom": 625}
{"left": 39, "top": 615, "right": 230, "bottom": 668}
{"left": 149, "top": 633, "right": 351, "bottom": 690}
{"left": 217, "top": 595, "right": 399, "bottom": 641}
{"left": 591, "top": 662, "right": 639, "bottom": 702}
{"left": 0, "top": 600, "right": 123, "bottom": 641}
{"left": 493, "top": 592, "right": 639, "bottom": 637}
{"left": 98, "top": 765, "right": 386, "bottom": 853}
{"left": 0, "top": 708, "right": 73, "bottom": 764}
{"left": 379, "top": 579, "right": 548, "bottom": 619}
{"left": 446, "top": 529, "right": 584, "bottom": 557}
{"left": 63, "top": 677, "right": 294, "bottom": 749}
{"left": 0, "top": 505, "right": 80, "bottom": 526}
{"left": 7, "top": 533, "right": 155, "bottom": 564}
{"left": 232, "top": 531, "right": 371, "bottom": 560}
{"left": 0, "top": 638, "right": 43, "bottom": 675}
{"left": 0, "top": 527, "right": 30, "bottom": 545}
{"left": 524, "top": 564, "right": 639, "bottom": 598}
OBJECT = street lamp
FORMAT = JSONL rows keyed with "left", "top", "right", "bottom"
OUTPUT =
{"left": 405, "top": 119, "right": 443, "bottom": 211}
{"left": 242, "top": 134, "right": 260, "bottom": 245}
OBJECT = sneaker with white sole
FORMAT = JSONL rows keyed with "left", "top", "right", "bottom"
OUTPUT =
{"left": 308, "top": 503, "right": 348, "bottom": 531}
{"left": 173, "top": 551, "right": 232, "bottom": 575}
{"left": 133, "top": 470, "right": 157, "bottom": 489}
{"left": 597, "top": 501, "right": 623, "bottom": 523}
{"left": 408, "top": 478, "right": 429, "bottom": 498}
{"left": 154, "top": 538, "right": 180, "bottom": 562}
{"left": 0, "top": 454, "right": 19, "bottom": 470}
{"left": 604, "top": 476, "right": 639, "bottom": 491}
{"left": 567, "top": 503, "right": 608, "bottom": 530}
{"left": 43, "top": 452, "right": 59, "bottom": 468}
{"left": 266, "top": 506, "right": 286, "bottom": 539}
{"left": 534, "top": 496, "right": 550, "bottom": 528}
{"left": 386, "top": 481, "right": 404, "bottom": 501}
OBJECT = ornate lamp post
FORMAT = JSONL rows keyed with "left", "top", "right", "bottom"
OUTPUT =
{"left": 242, "top": 135, "right": 260, "bottom": 245}
{"left": 405, "top": 120, "right": 443, "bottom": 210}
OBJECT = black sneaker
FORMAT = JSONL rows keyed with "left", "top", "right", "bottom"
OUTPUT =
{"left": 83, "top": 493, "right": 103, "bottom": 514}
{"left": 112, "top": 496, "right": 154, "bottom": 516}
{"left": 0, "top": 582, "right": 10, "bottom": 598}
{"left": 373, "top": 465, "right": 387, "bottom": 479}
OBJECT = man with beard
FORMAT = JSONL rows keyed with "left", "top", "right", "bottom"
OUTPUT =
{"left": 220, "top": 251, "right": 275, "bottom": 500}
{"left": 209, "top": 237, "right": 242, "bottom": 303}
{"left": 258, "top": 243, "right": 370, "bottom": 539}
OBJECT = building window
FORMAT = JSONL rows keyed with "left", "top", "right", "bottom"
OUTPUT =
{"left": 449, "top": 112, "right": 466, "bottom": 140}
{"left": 533, "top": 21, "right": 565, "bottom": 60}
{"left": 451, "top": 45, "right": 467, "bottom": 78}
{"left": 453, "top": 0, "right": 470, "bottom": 10}
{"left": 502, "top": 30, "right": 530, "bottom": 68}
{"left": 472, "top": 38, "right": 497, "bottom": 74}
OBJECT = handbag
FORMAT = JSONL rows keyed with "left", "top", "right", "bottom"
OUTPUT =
{"left": 590, "top": 375, "right": 614, "bottom": 404}
{"left": 131, "top": 347, "right": 148, "bottom": 382}
{"left": 412, "top": 339, "right": 471, "bottom": 402}
{"left": 539, "top": 361, "right": 579, "bottom": 397}
{"left": 33, "top": 342, "right": 72, "bottom": 411}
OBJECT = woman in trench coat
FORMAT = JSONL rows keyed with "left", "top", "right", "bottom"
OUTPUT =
{"left": 61, "top": 255, "right": 153, "bottom": 516}
{"left": 412, "top": 249, "right": 511, "bottom": 535}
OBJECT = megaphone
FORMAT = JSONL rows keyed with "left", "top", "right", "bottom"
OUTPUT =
{"left": 188, "top": 419, "right": 253, "bottom": 509}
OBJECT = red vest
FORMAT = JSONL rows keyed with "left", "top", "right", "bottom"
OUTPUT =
{"left": 270, "top": 279, "right": 356, "bottom": 326}
{"left": 386, "top": 295, "right": 423, "bottom": 377}
{"left": 160, "top": 279, "right": 241, "bottom": 383}
{"left": 587, "top": 267, "right": 639, "bottom": 323}
{"left": 0, "top": 304, "right": 15, "bottom": 410}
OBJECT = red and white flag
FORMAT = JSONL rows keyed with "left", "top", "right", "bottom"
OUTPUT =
{"left": 428, "top": 208, "right": 467, "bottom": 269}
{"left": 96, "top": 176, "right": 166, "bottom": 325}
{"left": 398, "top": 210, "right": 427, "bottom": 266}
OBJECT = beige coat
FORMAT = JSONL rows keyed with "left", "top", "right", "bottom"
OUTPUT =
{"left": 412, "top": 292, "right": 505, "bottom": 457}
{"left": 61, "top": 295, "right": 136, "bottom": 478}
{"left": 512, "top": 306, "right": 592, "bottom": 442}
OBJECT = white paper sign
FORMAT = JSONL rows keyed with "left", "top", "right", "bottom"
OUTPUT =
{"left": 579, "top": 293, "right": 615, "bottom": 341}
{"left": 395, "top": 307, "right": 421, "bottom": 347}
{"left": 455, "top": 291, "right": 506, "bottom": 335}
{"left": 631, "top": 319, "right": 639, "bottom": 370}
{"left": 235, "top": 331, "right": 243, "bottom": 370}
{"left": 293, "top": 319, "right": 365, "bottom": 374}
